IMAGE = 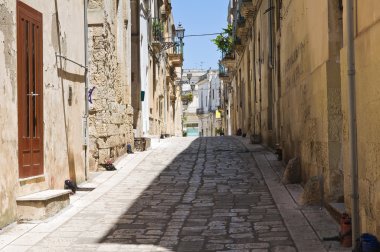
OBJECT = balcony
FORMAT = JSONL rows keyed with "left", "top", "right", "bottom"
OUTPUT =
{"left": 168, "top": 43, "right": 183, "bottom": 67}
{"left": 220, "top": 52, "right": 235, "bottom": 69}
{"left": 240, "top": 0, "right": 255, "bottom": 18}
{"left": 151, "top": 18, "right": 163, "bottom": 53}
{"left": 219, "top": 63, "right": 230, "bottom": 82}
{"left": 234, "top": 37, "right": 245, "bottom": 54}
{"left": 236, "top": 15, "right": 249, "bottom": 40}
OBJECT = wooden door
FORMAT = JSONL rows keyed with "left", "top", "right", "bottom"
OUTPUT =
{"left": 17, "top": 1, "right": 44, "bottom": 178}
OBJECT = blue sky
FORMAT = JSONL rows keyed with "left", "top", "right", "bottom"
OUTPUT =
{"left": 171, "top": 0, "right": 230, "bottom": 70}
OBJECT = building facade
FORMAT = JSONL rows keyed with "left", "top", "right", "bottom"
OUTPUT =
{"left": 340, "top": 0, "right": 380, "bottom": 237}
{"left": 196, "top": 71, "right": 222, "bottom": 137}
{"left": 0, "top": 0, "right": 183, "bottom": 229}
{"left": 223, "top": 0, "right": 380, "bottom": 237}
{"left": 181, "top": 69, "right": 207, "bottom": 137}
{"left": 132, "top": 0, "right": 183, "bottom": 138}
{"left": 87, "top": 0, "right": 134, "bottom": 170}
{"left": 0, "top": 0, "right": 86, "bottom": 227}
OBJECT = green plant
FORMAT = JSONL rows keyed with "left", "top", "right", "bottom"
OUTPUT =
{"left": 212, "top": 25, "right": 233, "bottom": 55}
{"left": 152, "top": 19, "right": 164, "bottom": 41}
{"left": 181, "top": 93, "right": 193, "bottom": 103}
{"left": 215, "top": 127, "right": 223, "bottom": 135}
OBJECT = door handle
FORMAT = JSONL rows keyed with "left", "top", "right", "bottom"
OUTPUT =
{"left": 27, "top": 92, "right": 40, "bottom": 96}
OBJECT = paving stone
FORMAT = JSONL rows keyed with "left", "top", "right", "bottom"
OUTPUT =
{"left": 3, "top": 137, "right": 328, "bottom": 252}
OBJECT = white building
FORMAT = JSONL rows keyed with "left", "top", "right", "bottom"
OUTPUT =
{"left": 181, "top": 69, "right": 222, "bottom": 137}
{"left": 181, "top": 69, "right": 207, "bottom": 136}
{"left": 197, "top": 71, "right": 222, "bottom": 136}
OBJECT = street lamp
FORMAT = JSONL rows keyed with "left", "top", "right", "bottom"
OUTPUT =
{"left": 176, "top": 23, "right": 185, "bottom": 54}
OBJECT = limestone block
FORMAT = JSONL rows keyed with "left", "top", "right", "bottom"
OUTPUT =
{"left": 300, "top": 176, "right": 322, "bottom": 205}
{"left": 282, "top": 157, "right": 301, "bottom": 184}
{"left": 16, "top": 191, "right": 70, "bottom": 221}
{"left": 97, "top": 135, "right": 123, "bottom": 149}
{"left": 110, "top": 113, "right": 124, "bottom": 125}
{"left": 93, "top": 50, "right": 106, "bottom": 61}
{"left": 93, "top": 36, "right": 104, "bottom": 47}
{"left": 126, "top": 105, "right": 134, "bottom": 115}
{"left": 94, "top": 121, "right": 107, "bottom": 135}
{"left": 88, "top": 125, "right": 98, "bottom": 138}
{"left": 119, "top": 124, "right": 132, "bottom": 134}
{"left": 98, "top": 148, "right": 110, "bottom": 163}
{"left": 106, "top": 124, "right": 120, "bottom": 136}
{"left": 91, "top": 98, "right": 108, "bottom": 112}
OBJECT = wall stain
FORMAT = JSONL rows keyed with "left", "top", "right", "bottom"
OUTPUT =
{"left": 0, "top": 3, "right": 16, "bottom": 102}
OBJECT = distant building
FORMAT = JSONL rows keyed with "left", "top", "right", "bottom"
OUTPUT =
{"left": 181, "top": 70, "right": 222, "bottom": 137}
{"left": 197, "top": 71, "right": 222, "bottom": 137}
{"left": 181, "top": 69, "right": 207, "bottom": 136}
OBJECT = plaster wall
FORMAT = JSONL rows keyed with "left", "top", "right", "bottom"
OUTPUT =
{"left": 279, "top": 0, "right": 343, "bottom": 200}
{"left": 341, "top": 0, "right": 380, "bottom": 236}
{"left": 0, "top": 0, "right": 18, "bottom": 228}
{"left": 0, "top": 0, "right": 86, "bottom": 227}
{"left": 140, "top": 0, "right": 150, "bottom": 136}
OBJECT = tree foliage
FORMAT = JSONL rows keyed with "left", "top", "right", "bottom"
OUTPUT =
{"left": 212, "top": 25, "right": 233, "bottom": 55}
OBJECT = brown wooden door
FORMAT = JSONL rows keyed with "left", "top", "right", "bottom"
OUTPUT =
{"left": 17, "top": 1, "right": 44, "bottom": 178}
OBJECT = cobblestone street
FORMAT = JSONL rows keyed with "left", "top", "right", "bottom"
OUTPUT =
{"left": 1, "top": 137, "right": 347, "bottom": 252}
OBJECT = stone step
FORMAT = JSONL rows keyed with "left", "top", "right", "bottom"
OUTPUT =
{"left": 16, "top": 190, "right": 71, "bottom": 221}
{"left": 326, "top": 202, "right": 347, "bottom": 223}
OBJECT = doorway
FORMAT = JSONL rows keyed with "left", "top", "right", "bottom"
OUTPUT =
{"left": 17, "top": 1, "right": 44, "bottom": 178}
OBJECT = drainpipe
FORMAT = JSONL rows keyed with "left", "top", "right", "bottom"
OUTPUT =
{"left": 346, "top": 0, "right": 359, "bottom": 246}
{"left": 84, "top": 0, "right": 89, "bottom": 180}
{"left": 268, "top": 0, "right": 274, "bottom": 69}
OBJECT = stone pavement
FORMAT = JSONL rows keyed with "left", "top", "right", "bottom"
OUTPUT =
{"left": 0, "top": 137, "right": 350, "bottom": 252}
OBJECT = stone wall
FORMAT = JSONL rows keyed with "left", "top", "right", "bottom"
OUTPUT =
{"left": 88, "top": 2, "right": 133, "bottom": 170}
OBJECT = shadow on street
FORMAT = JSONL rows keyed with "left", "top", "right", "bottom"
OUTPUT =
{"left": 98, "top": 137, "right": 294, "bottom": 251}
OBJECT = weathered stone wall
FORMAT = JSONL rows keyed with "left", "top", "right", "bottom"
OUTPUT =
{"left": 341, "top": 0, "right": 380, "bottom": 237}
{"left": 88, "top": 1, "right": 133, "bottom": 170}
{"left": 0, "top": 0, "right": 18, "bottom": 228}
{"left": 227, "top": 0, "right": 344, "bottom": 202}
{"left": 279, "top": 0, "right": 343, "bottom": 201}
{"left": 0, "top": 0, "right": 86, "bottom": 228}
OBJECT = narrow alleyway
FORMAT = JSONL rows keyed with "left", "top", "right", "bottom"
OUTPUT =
{"left": 1, "top": 137, "right": 346, "bottom": 252}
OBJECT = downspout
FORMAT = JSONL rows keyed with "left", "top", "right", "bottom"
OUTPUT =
{"left": 164, "top": 81, "right": 167, "bottom": 135}
{"left": 346, "top": 0, "right": 359, "bottom": 246}
{"left": 84, "top": 0, "right": 89, "bottom": 180}
{"left": 268, "top": 0, "right": 274, "bottom": 69}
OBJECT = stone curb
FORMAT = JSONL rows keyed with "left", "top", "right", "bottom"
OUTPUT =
{"left": 0, "top": 149, "right": 154, "bottom": 251}
{"left": 234, "top": 136, "right": 328, "bottom": 252}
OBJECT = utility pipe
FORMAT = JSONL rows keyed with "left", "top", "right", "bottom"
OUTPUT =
{"left": 268, "top": 0, "right": 274, "bottom": 69}
{"left": 346, "top": 0, "right": 359, "bottom": 246}
{"left": 84, "top": 0, "right": 89, "bottom": 180}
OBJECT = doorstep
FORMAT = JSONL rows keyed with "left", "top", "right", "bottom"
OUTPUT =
{"left": 16, "top": 190, "right": 71, "bottom": 221}
{"left": 326, "top": 202, "right": 347, "bottom": 223}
